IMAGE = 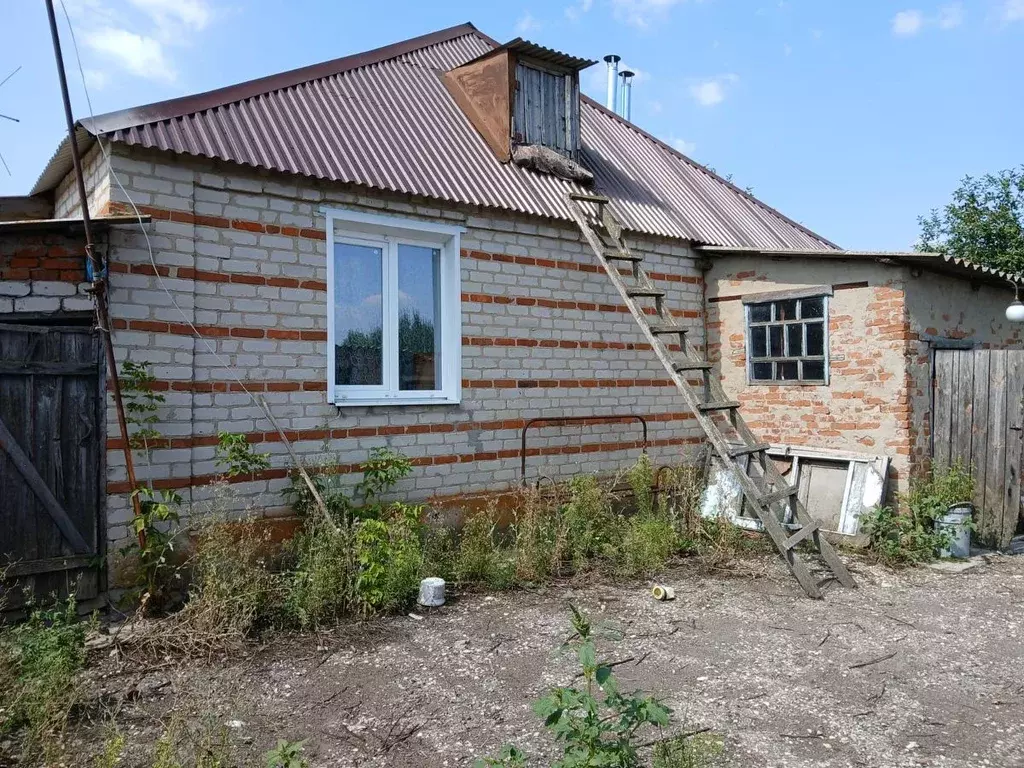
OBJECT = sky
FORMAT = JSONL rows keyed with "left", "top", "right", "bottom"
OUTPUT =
{"left": 1, "top": 0, "right": 1022, "bottom": 250}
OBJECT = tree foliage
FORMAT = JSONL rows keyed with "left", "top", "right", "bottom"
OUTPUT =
{"left": 917, "top": 166, "right": 1024, "bottom": 274}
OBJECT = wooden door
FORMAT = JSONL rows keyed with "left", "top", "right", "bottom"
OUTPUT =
{"left": 0, "top": 323, "right": 103, "bottom": 611}
{"left": 932, "top": 348, "right": 1024, "bottom": 548}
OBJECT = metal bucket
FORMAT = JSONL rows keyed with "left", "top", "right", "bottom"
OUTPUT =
{"left": 935, "top": 502, "right": 973, "bottom": 559}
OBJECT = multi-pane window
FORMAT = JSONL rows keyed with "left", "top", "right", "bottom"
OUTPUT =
{"left": 326, "top": 208, "right": 463, "bottom": 405}
{"left": 745, "top": 294, "right": 828, "bottom": 384}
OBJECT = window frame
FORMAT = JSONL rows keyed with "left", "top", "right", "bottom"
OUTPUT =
{"left": 743, "top": 290, "right": 830, "bottom": 386}
{"left": 324, "top": 207, "right": 464, "bottom": 406}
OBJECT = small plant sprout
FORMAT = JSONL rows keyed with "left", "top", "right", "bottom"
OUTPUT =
{"left": 264, "top": 738, "right": 309, "bottom": 768}
{"left": 119, "top": 360, "right": 165, "bottom": 457}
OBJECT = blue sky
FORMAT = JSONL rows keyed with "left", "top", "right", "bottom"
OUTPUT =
{"left": 2, "top": 0, "right": 1021, "bottom": 250}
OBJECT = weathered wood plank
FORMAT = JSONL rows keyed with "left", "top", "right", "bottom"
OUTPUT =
{"left": 0, "top": 360, "right": 97, "bottom": 375}
{"left": 1002, "top": 352, "right": 1024, "bottom": 548}
{"left": 932, "top": 350, "right": 954, "bottom": 468}
{"left": 982, "top": 350, "right": 1009, "bottom": 545}
{"left": 971, "top": 350, "right": 991, "bottom": 516}
{"left": 954, "top": 350, "right": 975, "bottom": 468}
{"left": 0, "top": 414, "right": 89, "bottom": 554}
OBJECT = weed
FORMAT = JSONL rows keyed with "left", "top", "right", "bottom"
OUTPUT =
{"left": 456, "top": 505, "right": 515, "bottom": 590}
{"left": 356, "top": 447, "right": 414, "bottom": 510}
{"left": 214, "top": 432, "right": 271, "bottom": 479}
{"left": 559, "top": 474, "right": 616, "bottom": 570}
{"left": 354, "top": 503, "right": 424, "bottom": 614}
{"left": 420, "top": 514, "right": 460, "bottom": 583}
{"left": 477, "top": 604, "right": 718, "bottom": 767}
{"left": 512, "top": 488, "right": 559, "bottom": 584}
{"left": 862, "top": 461, "right": 976, "bottom": 567}
{"left": 120, "top": 360, "right": 165, "bottom": 455}
{"left": 284, "top": 514, "right": 355, "bottom": 628}
{"left": 120, "top": 487, "right": 183, "bottom": 611}
{"left": 93, "top": 729, "right": 126, "bottom": 768}
{"left": 0, "top": 596, "right": 89, "bottom": 757}
{"left": 629, "top": 453, "right": 655, "bottom": 518}
{"left": 264, "top": 739, "right": 310, "bottom": 768}
{"left": 652, "top": 732, "right": 724, "bottom": 768}
{"left": 615, "top": 512, "right": 677, "bottom": 578}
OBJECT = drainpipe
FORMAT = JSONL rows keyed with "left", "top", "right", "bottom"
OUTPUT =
{"left": 619, "top": 70, "right": 635, "bottom": 121}
{"left": 604, "top": 55, "right": 620, "bottom": 113}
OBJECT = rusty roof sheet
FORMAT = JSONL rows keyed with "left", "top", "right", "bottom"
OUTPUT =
{"left": 32, "top": 23, "right": 837, "bottom": 251}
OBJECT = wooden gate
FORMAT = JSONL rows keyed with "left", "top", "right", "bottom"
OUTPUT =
{"left": 932, "top": 348, "right": 1024, "bottom": 548}
{"left": 0, "top": 323, "right": 104, "bottom": 611}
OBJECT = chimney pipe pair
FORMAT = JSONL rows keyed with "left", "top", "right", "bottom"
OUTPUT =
{"left": 603, "top": 55, "right": 635, "bottom": 121}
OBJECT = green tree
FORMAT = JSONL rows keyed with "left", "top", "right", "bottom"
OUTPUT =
{"left": 917, "top": 166, "right": 1024, "bottom": 274}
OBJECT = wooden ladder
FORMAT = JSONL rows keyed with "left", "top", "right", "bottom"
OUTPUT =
{"left": 566, "top": 193, "right": 856, "bottom": 599}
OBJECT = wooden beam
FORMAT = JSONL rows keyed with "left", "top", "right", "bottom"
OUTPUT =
{"left": 0, "top": 415, "right": 90, "bottom": 554}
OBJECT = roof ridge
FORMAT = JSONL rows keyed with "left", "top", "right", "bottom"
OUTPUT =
{"left": 580, "top": 95, "right": 840, "bottom": 250}
{"left": 81, "top": 22, "right": 487, "bottom": 136}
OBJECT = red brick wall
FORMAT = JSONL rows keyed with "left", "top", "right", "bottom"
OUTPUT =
{"left": 0, "top": 232, "right": 94, "bottom": 314}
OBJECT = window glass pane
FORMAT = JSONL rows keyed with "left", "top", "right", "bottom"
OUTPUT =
{"left": 751, "top": 362, "right": 774, "bottom": 380}
{"left": 334, "top": 242, "right": 383, "bottom": 386}
{"left": 806, "top": 322, "right": 825, "bottom": 356}
{"left": 769, "top": 325, "right": 784, "bottom": 357}
{"left": 801, "top": 297, "right": 824, "bottom": 319}
{"left": 776, "top": 299, "right": 798, "bottom": 321}
{"left": 802, "top": 360, "right": 825, "bottom": 381}
{"left": 786, "top": 324, "right": 803, "bottom": 357}
{"left": 778, "top": 361, "right": 799, "bottom": 380}
{"left": 397, "top": 244, "right": 441, "bottom": 391}
{"left": 751, "top": 327, "right": 767, "bottom": 358}
{"left": 749, "top": 303, "right": 771, "bottom": 323}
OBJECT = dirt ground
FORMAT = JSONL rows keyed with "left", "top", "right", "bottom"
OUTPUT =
{"left": 66, "top": 552, "right": 1024, "bottom": 767}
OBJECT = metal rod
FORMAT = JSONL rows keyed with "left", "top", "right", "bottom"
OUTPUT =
{"left": 45, "top": 0, "right": 144, "bottom": 547}
{"left": 520, "top": 414, "right": 648, "bottom": 485}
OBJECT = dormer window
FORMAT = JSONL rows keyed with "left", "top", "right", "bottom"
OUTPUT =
{"left": 443, "top": 38, "right": 594, "bottom": 171}
{"left": 512, "top": 59, "right": 580, "bottom": 160}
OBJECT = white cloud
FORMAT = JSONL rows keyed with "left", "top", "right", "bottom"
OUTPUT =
{"left": 1003, "top": 0, "right": 1024, "bottom": 21}
{"left": 83, "top": 68, "right": 110, "bottom": 90}
{"left": 649, "top": 100, "right": 663, "bottom": 115}
{"left": 783, "top": 43, "right": 793, "bottom": 56}
{"left": 565, "top": 0, "right": 593, "bottom": 21}
{"left": 128, "top": 0, "right": 212, "bottom": 32}
{"left": 83, "top": 27, "right": 177, "bottom": 83}
{"left": 688, "top": 74, "right": 738, "bottom": 107}
{"left": 515, "top": 12, "right": 541, "bottom": 35}
{"left": 891, "top": 9, "right": 924, "bottom": 36}
{"left": 937, "top": 3, "right": 964, "bottom": 28}
{"left": 611, "top": 0, "right": 687, "bottom": 29}
{"left": 670, "top": 137, "right": 696, "bottom": 155}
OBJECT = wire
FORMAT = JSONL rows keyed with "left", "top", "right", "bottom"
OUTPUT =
{"left": 58, "top": 0, "right": 302, "bottom": 471}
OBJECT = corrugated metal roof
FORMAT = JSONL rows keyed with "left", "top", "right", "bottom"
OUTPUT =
{"left": 32, "top": 22, "right": 837, "bottom": 251}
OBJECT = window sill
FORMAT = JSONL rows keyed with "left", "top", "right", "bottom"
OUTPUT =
{"left": 746, "top": 380, "right": 828, "bottom": 387}
{"left": 332, "top": 393, "right": 461, "bottom": 407}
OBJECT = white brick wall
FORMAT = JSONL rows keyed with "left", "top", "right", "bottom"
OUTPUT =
{"left": 93, "top": 146, "right": 707, "bottom": 547}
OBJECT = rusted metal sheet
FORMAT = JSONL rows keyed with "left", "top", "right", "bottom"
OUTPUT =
{"left": 32, "top": 23, "right": 837, "bottom": 251}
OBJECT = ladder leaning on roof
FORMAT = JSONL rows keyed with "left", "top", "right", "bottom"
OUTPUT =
{"left": 565, "top": 192, "right": 857, "bottom": 599}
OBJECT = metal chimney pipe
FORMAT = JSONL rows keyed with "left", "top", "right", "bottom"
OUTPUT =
{"left": 619, "top": 70, "right": 635, "bottom": 120}
{"left": 603, "top": 54, "right": 620, "bottom": 113}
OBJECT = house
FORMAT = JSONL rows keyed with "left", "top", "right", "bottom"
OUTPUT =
{"left": 3, "top": 21, "right": 1022, "bottom": 577}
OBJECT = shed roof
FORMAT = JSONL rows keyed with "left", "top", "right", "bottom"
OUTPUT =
{"left": 33, "top": 23, "right": 838, "bottom": 252}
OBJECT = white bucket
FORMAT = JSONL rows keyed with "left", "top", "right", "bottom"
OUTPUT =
{"left": 935, "top": 503, "right": 973, "bottom": 559}
{"left": 417, "top": 577, "right": 446, "bottom": 607}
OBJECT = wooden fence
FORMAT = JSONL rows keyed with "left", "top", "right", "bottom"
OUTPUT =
{"left": 932, "top": 348, "right": 1024, "bottom": 548}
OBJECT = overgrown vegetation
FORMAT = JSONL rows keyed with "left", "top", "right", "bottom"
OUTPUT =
{"left": 0, "top": 597, "right": 89, "bottom": 759}
{"left": 476, "top": 605, "right": 722, "bottom": 767}
{"left": 862, "top": 461, "right": 976, "bottom": 567}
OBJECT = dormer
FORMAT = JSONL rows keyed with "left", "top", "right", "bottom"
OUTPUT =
{"left": 443, "top": 39, "right": 595, "bottom": 167}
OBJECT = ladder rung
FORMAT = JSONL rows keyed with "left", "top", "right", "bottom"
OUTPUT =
{"left": 697, "top": 400, "right": 740, "bottom": 412}
{"left": 761, "top": 485, "right": 798, "bottom": 506}
{"left": 728, "top": 442, "right": 771, "bottom": 458}
{"left": 626, "top": 288, "right": 666, "bottom": 298}
{"left": 673, "top": 361, "right": 712, "bottom": 372}
{"left": 570, "top": 193, "right": 610, "bottom": 205}
{"left": 605, "top": 251, "right": 643, "bottom": 262}
{"left": 648, "top": 324, "right": 685, "bottom": 335}
{"left": 783, "top": 521, "right": 820, "bottom": 550}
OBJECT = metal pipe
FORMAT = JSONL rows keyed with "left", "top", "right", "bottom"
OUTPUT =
{"left": 603, "top": 55, "right": 620, "bottom": 113}
{"left": 520, "top": 414, "right": 648, "bottom": 485}
{"left": 619, "top": 70, "right": 635, "bottom": 121}
{"left": 45, "top": 0, "right": 145, "bottom": 547}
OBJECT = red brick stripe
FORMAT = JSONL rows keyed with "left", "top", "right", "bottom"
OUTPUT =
{"left": 105, "top": 434, "right": 701, "bottom": 494}
{"left": 106, "top": 202, "right": 326, "bottom": 241}
{"left": 462, "top": 249, "right": 702, "bottom": 286}
{"left": 106, "top": 411, "right": 696, "bottom": 451}
{"left": 462, "top": 336, "right": 683, "bottom": 352}
{"left": 109, "top": 318, "right": 329, "bottom": 341}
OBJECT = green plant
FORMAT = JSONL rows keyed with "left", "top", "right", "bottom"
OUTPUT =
{"left": 629, "top": 453, "right": 655, "bottom": 518}
{"left": 214, "top": 432, "right": 271, "bottom": 478}
{"left": 479, "top": 605, "right": 713, "bottom": 767}
{"left": 456, "top": 505, "right": 515, "bottom": 590}
{"left": 652, "top": 732, "right": 724, "bottom": 768}
{"left": 862, "top": 461, "right": 976, "bottom": 567}
{"left": 356, "top": 447, "right": 414, "bottom": 511}
{"left": 120, "top": 360, "right": 165, "bottom": 455}
{"left": 421, "top": 517, "right": 459, "bottom": 583}
{"left": 559, "top": 474, "right": 615, "bottom": 570}
{"left": 264, "top": 739, "right": 309, "bottom": 768}
{"left": 0, "top": 596, "right": 89, "bottom": 756}
{"left": 512, "top": 488, "right": 559, "bottom": 584}
{"left": 354, "top": 503, "right": 424, "bottom": 614}
{"left": 121, "top": 487, "right": 183, "bottom": 610}
{"left": 284, "top": 514, "right": 355, "bottom": 629}
{"left": 94, "top": 729, "right": 125, "bottom": 768}
{"left": 615, "top": 512, "right": 677, "bottom": 578}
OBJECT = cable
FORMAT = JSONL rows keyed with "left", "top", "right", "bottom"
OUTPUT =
{"left": 58, "top": 0, "right": 303, "bottom": 473}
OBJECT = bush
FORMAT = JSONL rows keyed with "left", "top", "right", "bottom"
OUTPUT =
{"left": 354, "top": 503, "right": 424, "bottom": 615}
{"left": 456, "top": 505, "right": 516, "bottom": 590}
{"left": 614, "top": 512, "right": 677, "bottom": 578}
{"left": 559, "top": 474, "right": 617, "bottom": 570}
{"left": 0, "top": 596, "right": 88, "bottom": 756}
{"left": 862, "top": 461, "right": 976, "bottom": 567}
